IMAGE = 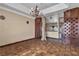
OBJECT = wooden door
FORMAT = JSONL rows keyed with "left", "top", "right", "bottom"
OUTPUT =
{"left": 35, "top": 17, "right": 42, "bottom": 38}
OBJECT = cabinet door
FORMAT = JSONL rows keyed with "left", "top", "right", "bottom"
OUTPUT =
{"left": 70, "top": 18, "right": 79, "bottom": 46}
{"left": 64, "top": 17, "right": 79, "bottom": 46}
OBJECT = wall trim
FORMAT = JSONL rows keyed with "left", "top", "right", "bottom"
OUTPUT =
{"left": 0, "top": 38, "right": 36, "bottom": 47}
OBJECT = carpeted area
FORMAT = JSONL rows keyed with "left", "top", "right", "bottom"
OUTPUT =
{"left": 0, "top": 38, "right": 79, "bottom": 56}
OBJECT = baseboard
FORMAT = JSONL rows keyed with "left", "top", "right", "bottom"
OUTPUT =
{"left": 46, "top": 37, "right": 60, "bottom": 40}
{"left": 0, "top": 37, "right": 35, "bottom": 47}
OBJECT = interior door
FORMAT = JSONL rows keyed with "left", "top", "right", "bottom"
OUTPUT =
{"left": 35, "top": 17, "right": 42, "bottom": 38}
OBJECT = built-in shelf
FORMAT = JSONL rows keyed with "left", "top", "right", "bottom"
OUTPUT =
{"left": 46, "top": 22, "right": 58, "bottom": 32}
{"left": 46, "top": 17, "right": 64, "bottom": 38}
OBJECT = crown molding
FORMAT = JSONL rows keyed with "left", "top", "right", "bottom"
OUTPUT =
{"left": 0, "top": 4, "right": 35, "bottom": 20}
{"left": 41, "top": 3, "right": 68, "bottom": 15}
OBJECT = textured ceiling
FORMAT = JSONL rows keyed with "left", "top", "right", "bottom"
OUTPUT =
{"left": 21, "top": 3, "right": 58, "bottom": 10}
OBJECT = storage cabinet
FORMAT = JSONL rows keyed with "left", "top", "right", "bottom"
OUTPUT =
{"left": 64, "top": 7, "right": 79, "bottom": 46}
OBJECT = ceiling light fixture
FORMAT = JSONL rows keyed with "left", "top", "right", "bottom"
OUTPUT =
{"left": 30, "top": 5, "right": 40, "bottom": 17}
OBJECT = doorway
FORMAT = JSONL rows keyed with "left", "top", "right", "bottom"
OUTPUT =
{"left": 35, "top": 17, "right": 42, "bottom": 38}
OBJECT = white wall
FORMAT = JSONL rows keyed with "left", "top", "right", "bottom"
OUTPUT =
{"left": 0, "top": 9, "right": 35, "bottom": 46}
{"left": 46, "top": 12, "right": 64, "bottom": 23}
{"left": 46, "top": 13, "right": 59, "bottom": 23}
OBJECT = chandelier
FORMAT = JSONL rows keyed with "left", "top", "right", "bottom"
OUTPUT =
{"left": 30, "top": 5, "right": 40, "bottom": 17}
